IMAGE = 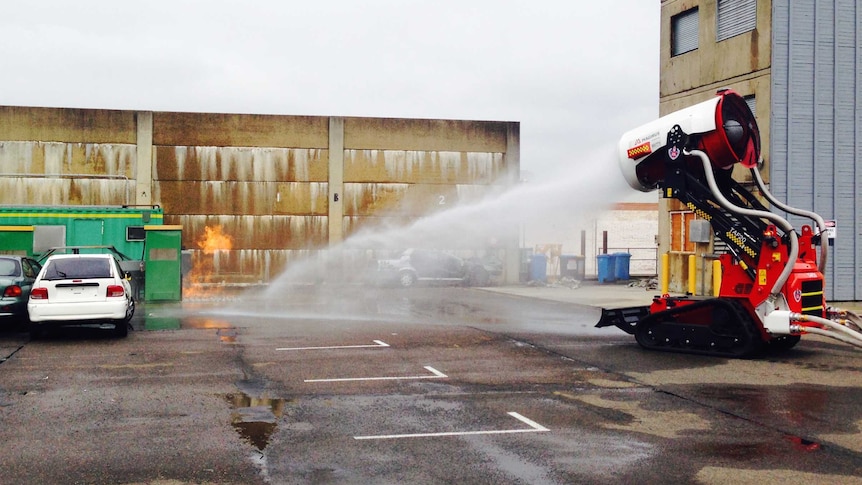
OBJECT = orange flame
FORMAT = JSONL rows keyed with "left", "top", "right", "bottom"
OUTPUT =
{"left": 199, "top": 225, "right": 233, "bottom": 254}
{"left": 184, "top": 225, "right": 234, "bottom": 300}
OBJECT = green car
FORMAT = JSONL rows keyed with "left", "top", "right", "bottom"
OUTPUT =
{"left": 0, "top": 256, "right": 42, "bottom": 328}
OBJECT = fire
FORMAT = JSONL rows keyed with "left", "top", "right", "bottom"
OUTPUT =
{"left": 183, "top": 225, "right": 235, "bottom": 300}
{"left": 199, "top": 225, "right": 233, "bottom": 254}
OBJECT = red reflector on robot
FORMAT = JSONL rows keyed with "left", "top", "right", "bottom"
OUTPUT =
{"left": 627, "top": 142, "right": 652, "bottom": 159}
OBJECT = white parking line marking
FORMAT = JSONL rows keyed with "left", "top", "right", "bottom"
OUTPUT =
{"left": 353, "top": 411, "right": 549, "bottom": 440}
{"left": 507, "top": 412, "right": 549, "bottom": 431}
{"left": 276, "top": 340, "right": 390, "bottom": 351}
{"left": 304, "top": 365, "right": 447, "bottom": 383}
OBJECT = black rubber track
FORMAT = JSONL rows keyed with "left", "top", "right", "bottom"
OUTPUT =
{"left": 634, "top": 298, "right": 765, "bottom": 358}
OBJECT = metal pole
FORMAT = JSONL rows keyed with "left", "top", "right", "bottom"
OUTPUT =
{"left": 713, "top": 259, "right": 722, "bottom": 296}
{"left": 661, "top": 253, "right": 670, "bottom": 294}
{"left": 688, "top": 254, "right": 697, "bottom": 295}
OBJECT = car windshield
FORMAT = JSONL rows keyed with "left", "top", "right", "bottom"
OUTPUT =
{"left": 0, "top": 258, "right": 20, "bottom": 277}
{"left": 43, "top": 258, "right": 113, "bottom": 280}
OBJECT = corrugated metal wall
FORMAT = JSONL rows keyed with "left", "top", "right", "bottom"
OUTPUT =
{"left": 771, "top": 0, "right": 861, "bottom": 300}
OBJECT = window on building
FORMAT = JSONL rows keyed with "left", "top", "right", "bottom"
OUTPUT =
{"left": 743, "top": 94, "right": 756, "bottom": 118}
{"left": 670, "top": 211, "right": 697, "bottom": 252}
{"left": 717, "top": 0, "right": 757, "bottom": 41}
{"left": 671, "top": 8, "right": 699, "bottom": 56}
{"left": 126, "top": 226, "right": 145, "bottom": 241}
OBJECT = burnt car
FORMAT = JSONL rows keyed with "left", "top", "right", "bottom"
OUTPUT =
{"left": 0, "top": 255, "right": 42, "bottom": 327}
{"left": 375, "top": 249, "right": 499, "bottom": 288}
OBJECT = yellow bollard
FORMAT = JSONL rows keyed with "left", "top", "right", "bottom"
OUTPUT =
{"left": 713, "top": 259, "right": 722, "bottom": 296}
{"left": 688, "top": 254, "right": 697, "bottom": 295}
{"left": 661, "top": 253, "right": 670, "bottom": 294}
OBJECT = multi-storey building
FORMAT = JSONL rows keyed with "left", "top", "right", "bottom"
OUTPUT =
{"left": 660, "top": 0, "right": 860, "bottom": 300}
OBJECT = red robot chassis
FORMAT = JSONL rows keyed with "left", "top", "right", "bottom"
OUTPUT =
{"left": 597, "top": 89, "right": 859, "bottom": 357}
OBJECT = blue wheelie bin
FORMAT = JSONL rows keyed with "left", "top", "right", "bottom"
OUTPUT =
{"left": 529, "top": 254, "right": 548, "bottom": 283}
{"left": 612, "top": 252, "right": 632, "bottom": 281}
{"left": 596, "top": 254, "right": 616, "bottom": 284}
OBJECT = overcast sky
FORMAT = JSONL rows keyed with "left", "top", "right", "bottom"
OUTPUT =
{"left": 0, "top": 0, "right": 659, "bottom": 183}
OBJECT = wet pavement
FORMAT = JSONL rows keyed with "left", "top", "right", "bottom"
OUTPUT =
{"left": 0, "top": 282, "right": 861, "bottom": 484}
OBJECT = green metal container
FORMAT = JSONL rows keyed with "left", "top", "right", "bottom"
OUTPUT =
{"left": 144, "top": 225, "right": 183, "bottom": 302}
{"left": 0, "top": 226, "right": 35, "bottom": 255}
{"left": 0, "top": 206, "right": 162, "bottom": 258}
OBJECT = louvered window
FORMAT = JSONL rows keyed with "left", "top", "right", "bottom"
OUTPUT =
{"left": 671, "top": 8, "right": 699, "bottom": 56}
{"left": 743, "top": 95, "right": 756, "bottom": 118}
{"left": 717, "top": 0, "right": 757, "bottom": 41}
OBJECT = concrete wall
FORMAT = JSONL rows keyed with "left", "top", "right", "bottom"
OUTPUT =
{"left": 660, "top": 0, "right": 772, "bottom": 94}
{"left": 660, "top": 0, "right": 773, "bottom": 173}
{"left": 0, "top": 106, "right": 520, "bottom": 286}
{"left": 0, "top": 107, "right": 137, "bottom": 206}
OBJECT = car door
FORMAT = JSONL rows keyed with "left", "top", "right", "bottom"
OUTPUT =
{"left": 0, "top": 258, "right": 21, "bottom": 304}
{"left": 409, "top": 250, "right": 437, "bottom": 279}
{"left": 439, "top": 253, "right": 466, "bottom": 279}
{"left": 112, "top": 257, "right": 133, "bottom": 298}
{"left": 428, "top": 251, "right": 454, "bottom": 279}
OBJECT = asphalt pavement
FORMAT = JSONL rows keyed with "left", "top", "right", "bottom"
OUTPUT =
{"left": 4, "top": 279, "right": 862, "bottom": 484}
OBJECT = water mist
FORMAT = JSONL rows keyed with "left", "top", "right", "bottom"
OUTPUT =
{"left": 206, "top": 143, "right": 637, "bottom": 321}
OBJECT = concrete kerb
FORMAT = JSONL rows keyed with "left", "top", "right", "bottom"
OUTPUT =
{"left": 478, "top": 280, "right": 664, "bottom": 310}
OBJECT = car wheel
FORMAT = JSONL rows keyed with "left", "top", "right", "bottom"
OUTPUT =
{"left": 469, "top": 267, "right": 490, "bottom": 286}
{"left": 114, "top": 320, "right": 129, "bottom": 338}
{"left": 399, "top": 272, "right": 417, "bottom": 288}
{"left": 28, "top": 324, "right": 44, "bottom": 340}
{"left": 125, "top": 299, "right": 136, "bottom": 322}
{"left": 13, "top": 314, "right": 29, "bottom": 332}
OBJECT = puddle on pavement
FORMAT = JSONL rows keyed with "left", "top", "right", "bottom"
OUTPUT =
{"left": 182, "top": 317, "right": 234, "bottom": 330}
{"left": 693, "top": 441, "right": 777, "bottom": 460}
{"left": 140, "top": 309, "right": 234, "bottom": 333}
{"left": 785, "top": 435, "right": 821, "bottom": 452}
{"left": 144, "top": 317, "right": 182, "bottom": 331}
{"left": 225, "top": 392, "right": 289, "bottom": 451}
{"left": 218, "top": 328, "right": 238, "bottom": 343}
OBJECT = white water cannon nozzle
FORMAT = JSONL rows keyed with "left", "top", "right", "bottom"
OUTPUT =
{"left": 617, "top": 89, "right": 760, "bottom": 192}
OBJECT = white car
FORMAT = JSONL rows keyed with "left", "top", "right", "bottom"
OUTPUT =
{"left": 28, "top": 254, "right": 135, "bottom": 338}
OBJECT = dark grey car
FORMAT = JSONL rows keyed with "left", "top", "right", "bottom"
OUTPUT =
{"left": 375, "top": 249, "right": 496, "bottom": 288}
{"left": 0, "top": 255, "right": 42, "bottom": 327}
